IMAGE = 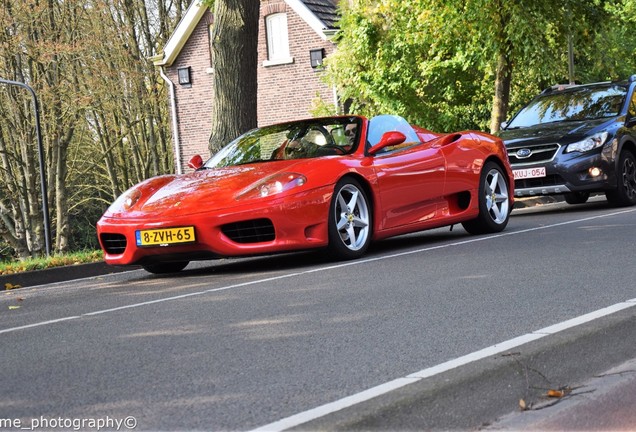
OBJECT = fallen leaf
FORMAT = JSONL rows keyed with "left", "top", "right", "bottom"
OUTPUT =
{"left": 547, "top": 387, "right": 572, "bottom": 398}
{"left": 8, "top": 305, "right": 20, "bottom": 310}
{"left": 5, "top": 283, "right": 21, "bottom": 290}
{"left": 519, "top": 399, "right": 527, "bottom": 411}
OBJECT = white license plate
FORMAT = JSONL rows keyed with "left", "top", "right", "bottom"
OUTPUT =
{"left": 513, "top": 167, "right": 546, "bottom": 180}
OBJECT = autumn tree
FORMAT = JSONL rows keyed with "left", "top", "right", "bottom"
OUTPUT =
{"left": 0, "top": 1, "right": 87, "bottom": 257}
{"left": 202, "top": 0, "right": 259, "bottom": 153}
{"left": 0, "top": 0, "right": 187, "bottom": 259}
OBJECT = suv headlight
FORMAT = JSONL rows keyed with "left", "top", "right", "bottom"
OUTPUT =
{"left": 565, "top": 132, "right": 609, "bottom": 153}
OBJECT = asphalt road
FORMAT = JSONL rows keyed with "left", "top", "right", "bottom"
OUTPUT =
{"left": 1, "top": 196, "right": 635, "bottom": 431}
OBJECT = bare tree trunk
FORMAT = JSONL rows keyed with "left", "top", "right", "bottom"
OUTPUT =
{"left": 208, "top": 0, "right": 259, "bottom": 154}
{"left": 489, "top": 0, "right": 513, "bottom": 135}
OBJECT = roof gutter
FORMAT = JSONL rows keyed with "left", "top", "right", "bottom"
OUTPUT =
{"left": 158, "top": 66, "right": 183, "bottom": 174}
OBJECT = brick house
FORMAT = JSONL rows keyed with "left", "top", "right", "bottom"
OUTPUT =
{"left": 152, "top": 0, "right": 340, "bottom": 173}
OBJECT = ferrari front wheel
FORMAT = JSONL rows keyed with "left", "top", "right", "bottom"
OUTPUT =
{"left": 142, "top": 261, "right": 189, "bottom": 274}
{"left": 327, "top": 178, "right": 372, "bottom": 260}
{"left": 462, "top": 161, "right": 510, "bottom": 234}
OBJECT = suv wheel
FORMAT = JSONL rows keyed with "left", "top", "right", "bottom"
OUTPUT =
{"left": 606, "top": 150, "right": 636, "bottom": 207}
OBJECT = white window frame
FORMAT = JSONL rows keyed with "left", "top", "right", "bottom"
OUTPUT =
{"left": 264, "top": 13, "right": 294, "bottom": 66}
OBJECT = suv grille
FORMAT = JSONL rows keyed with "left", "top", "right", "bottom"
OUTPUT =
{"left": 507, "top": 143, "right": 560, "bottom": 165}
{"left": 100, "top": 233, "right": 127, "bottom": 255}
{"left": 221, "top": 219, "right": 275, "bottom": 243}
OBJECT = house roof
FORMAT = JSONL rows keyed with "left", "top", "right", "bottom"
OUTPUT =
{"left": 152, "top": 0, "right": 339, "bottom": 67}
{"left": 302, "top": 0, "right": 339, "bottom": 29}
{"left": 150, "top": 1, "right": 208, "bottom": 67}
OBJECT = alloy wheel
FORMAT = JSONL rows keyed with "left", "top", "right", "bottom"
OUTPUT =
{"left": 484, "top": 168, "right": 510, "bottom": 225}
{"left": 620, "top": 156, "right": 636, "bottom": 200}
{"left": 334, "top": 184, "right": 370, "bottom": 251}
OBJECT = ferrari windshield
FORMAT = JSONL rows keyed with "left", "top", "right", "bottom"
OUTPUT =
{"left": 506, "top": 84, "right": 627, "bottom": 129}
{"left": 367, "top": 114, "right": 420, "bottom": 146}
{"left": 204, "top": 117, "right": 362, "bottom": 168}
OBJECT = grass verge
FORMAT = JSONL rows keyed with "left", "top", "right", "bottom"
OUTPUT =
{"left": 0, "top": 250, "right": 104, "bottom": 275}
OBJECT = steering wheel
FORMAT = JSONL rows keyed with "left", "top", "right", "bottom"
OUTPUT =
{"left": 307, "top": 125, "right": 347, "bottom": 154}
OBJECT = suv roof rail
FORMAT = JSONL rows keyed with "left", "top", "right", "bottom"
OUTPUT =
{"left": 540, "top": 84, "right": 578, "bottom": 94}
{"left": 541, "top": 79, "right": 620, "bottom": 94}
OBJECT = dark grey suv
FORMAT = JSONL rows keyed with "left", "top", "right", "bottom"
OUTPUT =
{"left": 499, "top": 77, "right": 636, "bottom": 206}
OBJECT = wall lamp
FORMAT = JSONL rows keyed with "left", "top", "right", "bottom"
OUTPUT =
{"left": 177, "top": 66, "right": 192, "bottom": 86}
{"left": 310, "top": 49, "right": 325, "bottom": 69}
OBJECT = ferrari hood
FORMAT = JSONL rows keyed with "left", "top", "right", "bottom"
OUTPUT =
{"left": 106, "top": 161, "right": 309, "bottom": 218}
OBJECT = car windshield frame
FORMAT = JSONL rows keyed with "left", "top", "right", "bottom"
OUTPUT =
{"left": 203, "top": 117, "right": 363, "bottom": 169}
{"left": 506, "top": 84, "right": 628, "bottom": 129}
{"left": 366, "top": 114, "right": 421, "bottom": 148}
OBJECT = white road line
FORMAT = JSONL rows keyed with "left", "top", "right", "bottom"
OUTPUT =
{"left": 250, "top": 299, "right": 636, "bottom": 432}
{"left": 1, "top": 208, "right": 634, "bottom": 337}
{"left": 2, "top": 207, "right": 635, "bottom": 428}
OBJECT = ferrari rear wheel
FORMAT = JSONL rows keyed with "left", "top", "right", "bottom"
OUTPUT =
{"left": 327, "top": 178, "right": 372, "bottom": 260}
{"left": 462, "top": 161, "right": 510, "bottom": 234}
{"left": 142, "top": 261, "right": 189, "bottom": 274}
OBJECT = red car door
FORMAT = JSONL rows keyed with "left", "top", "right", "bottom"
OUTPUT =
{"left": 372, "top": 142, "right": 447, "bottom": 230}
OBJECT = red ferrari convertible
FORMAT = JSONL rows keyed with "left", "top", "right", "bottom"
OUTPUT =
{"left": 97, "top": 115, "right": 514, "bottom": 274}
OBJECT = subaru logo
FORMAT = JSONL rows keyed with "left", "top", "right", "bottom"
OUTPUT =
{"left": 516, "top": 148, "right": 532, "bottom": 158}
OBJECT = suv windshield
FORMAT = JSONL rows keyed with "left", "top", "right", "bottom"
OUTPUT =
{"left": 506, "top": 84, "right": 627, "bottom": 129}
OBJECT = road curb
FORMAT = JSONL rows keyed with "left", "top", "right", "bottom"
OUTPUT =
{"left": 298, "top": 307, "right": 636, "bottom": 431}
{"left": 0, "top": 262, "right": 138, "bottom": 289}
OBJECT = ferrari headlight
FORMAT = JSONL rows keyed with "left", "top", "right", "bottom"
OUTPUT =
{"left": 124, "top": 189, "right": 142, "bottom": 209}
{"left": 107, "top": 188, "right": 142, "bottom": 213}
{"left": 565, "top": 132, "right": 609, "bottom": 153}
{"left": 237, "top": 173, "right": 307, "bottom": 200}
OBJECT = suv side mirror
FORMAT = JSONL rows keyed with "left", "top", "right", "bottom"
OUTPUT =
{"left": 625, "top": 113, "right": 636, "bottom": 128}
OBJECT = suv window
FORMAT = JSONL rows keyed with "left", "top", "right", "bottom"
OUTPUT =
{"left": 628, "top": 89, "right": 636, "bottom": 119}
{"left": 507, "top": 85, "right": 627, "bottom": 129}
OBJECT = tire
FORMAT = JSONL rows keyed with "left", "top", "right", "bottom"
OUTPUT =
{"left": 327, "top": 178, "right": 372, "bottom": 260}
{"left": 606, "top": 150, "right": 636, "bottom": 207}
{"left": 462, "top": 161, "right": 511, "bottom": 234}
{"left": 564, "top": 191, "right": 590, "bottom": 205}
{"left": 142, "top": 261, "right": 189, "bottom": 274}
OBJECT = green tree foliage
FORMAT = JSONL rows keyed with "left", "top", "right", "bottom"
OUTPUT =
{"left": 326, "top": 0, "right": 625, "bottom": 133}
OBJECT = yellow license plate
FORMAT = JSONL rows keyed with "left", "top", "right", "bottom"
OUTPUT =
{"left": 135, "top": 226, "right": 196, "bottom": 247}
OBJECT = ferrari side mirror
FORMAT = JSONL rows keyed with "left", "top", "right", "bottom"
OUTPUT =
{"left": 368, "top": 131, "right": 407, "bottom": 155}
{"left": 188, "top": 155, "right": 203, "bottom": 170}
